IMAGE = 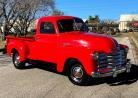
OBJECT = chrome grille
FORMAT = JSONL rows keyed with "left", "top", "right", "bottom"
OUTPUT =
{"left": 107, "top": 50, "right": 126, "bottom": 68}
{"left": 97, "top": 49, "right": 126, "bottom": 69}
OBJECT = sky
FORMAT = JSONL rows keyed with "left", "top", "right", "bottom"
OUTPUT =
{"left": 56, "top": 0, "right": 138, "bottom": 20}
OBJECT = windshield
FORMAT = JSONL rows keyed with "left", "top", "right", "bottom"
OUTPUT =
{"left": 57, "top": 18, "right": 88, "bottom": 33}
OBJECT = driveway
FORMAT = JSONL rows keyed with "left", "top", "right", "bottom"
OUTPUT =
{"left": 0, "top": 37, "right": 138, "bottom": 98}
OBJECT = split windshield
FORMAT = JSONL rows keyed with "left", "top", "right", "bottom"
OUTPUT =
{"left": 57, "top": 18, "right": 88, "bottom": 33}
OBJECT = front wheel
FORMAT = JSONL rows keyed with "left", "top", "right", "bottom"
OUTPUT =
{"left": 67, "top": 60, "right": 90, "bottom": 85}
{"left": 12, "top": 51, "right": 25, "bottom": 69}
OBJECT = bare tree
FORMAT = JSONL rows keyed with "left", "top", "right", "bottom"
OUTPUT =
{"left": 52, "top": 9, "right": 64, "bottom": 16}
{"left": 0, "top": 1, "right": 4, "bottom": 33}
{"left": 14, "top": 0, "right": 55, "bottom": 36}
{"left": 0, "top": 0, "right": 24, "bottom": 38}
{"left": 0, "top": 0, "right": 55, "bottom": 38}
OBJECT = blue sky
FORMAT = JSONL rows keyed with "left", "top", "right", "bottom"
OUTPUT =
{"left": 56, "top": 0, "right": 138, "bottom": 20}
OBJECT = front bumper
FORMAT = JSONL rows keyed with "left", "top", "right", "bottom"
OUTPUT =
{"left": 91, "top": 59, "right": 131, "bottom": 78}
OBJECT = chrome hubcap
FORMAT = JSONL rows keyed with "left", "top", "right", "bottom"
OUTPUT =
{"left": 14, "top": 54, "right": 20, "bottom": 66}
{"left": 71, "top": 65, "right": 83, "bottom": 82}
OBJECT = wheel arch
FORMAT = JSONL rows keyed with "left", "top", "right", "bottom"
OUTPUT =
{"left": 63, "top": 58, "right": 81, "bottom": 74}
{"left": 8, "top": 43, "right": 28, "bottom": 62}
{"left": 57, "top": 55, "right": 94, "bottom": 76}
{"left": 11, "top": 48, "right": 18, "bottom": 54}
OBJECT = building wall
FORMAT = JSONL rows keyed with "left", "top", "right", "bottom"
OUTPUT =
{"left": 119, "top": 14, "right": 138, "bottom": 31}
{"left": 119, "top": 21, "right": 129, "bottom": 31}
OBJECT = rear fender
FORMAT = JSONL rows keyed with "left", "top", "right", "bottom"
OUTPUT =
{"left": 7, "top": 42, "right": 29, "bottom": 62}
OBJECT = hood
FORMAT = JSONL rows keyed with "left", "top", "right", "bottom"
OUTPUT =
{"left": 61, "top": 32, "right": 118, "bottom": 53}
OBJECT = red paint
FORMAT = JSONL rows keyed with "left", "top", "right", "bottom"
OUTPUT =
{"left": 6, "top": 16, "right": 128, "bottom": 76}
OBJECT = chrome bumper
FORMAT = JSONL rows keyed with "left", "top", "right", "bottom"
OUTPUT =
{"left": 91, "top": 60, "right": 131, "bottom": 78}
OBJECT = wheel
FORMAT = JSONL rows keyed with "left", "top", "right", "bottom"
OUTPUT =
{"left": 67, "top": 60, "right": 90, "bottom": 85}
{"left": 12, "top": 51, "right": 25, "bottom": 69}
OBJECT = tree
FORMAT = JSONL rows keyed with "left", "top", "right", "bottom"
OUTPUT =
{"left": 0, "top": 0, "right": 23, "bottom": 38}
{"left": 88, "top": 15, "right": 100, "bottom": 30}
{"left": 13, "top": 0, "right": 55, "bottom": 36}
{"left": 95, "top": 15, "right": 100, "bottom": 23}
{"left": 0, "top": 0, "right": 55, "bottom": 38}
{"left": 52, "top": 9, "right": 64, "bottom": 16}
{"left": 88, "top": 15, "right": 100, "bottom": 24}
{"left": 101, "top": 19, "right": 119, "bottom": 27}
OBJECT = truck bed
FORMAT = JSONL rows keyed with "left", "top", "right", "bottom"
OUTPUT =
{"left": 6, "top": 36, "right": 34, "bottom": 41}
{"left": 6, "top": 36, "right": 36, "bottom": 59}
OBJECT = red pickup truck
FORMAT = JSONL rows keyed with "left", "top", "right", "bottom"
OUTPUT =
{"left": 6, "top": 16, "right": 131, "bottom": 85}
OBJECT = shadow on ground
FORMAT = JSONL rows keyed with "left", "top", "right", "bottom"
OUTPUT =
{"left": 22, "top": 62, "right": 138, "bottom": 86}
{"left": 106, "top": 64, "right": 138, "bottom": 86}
{"left": 88, "top": 64, "right": 138, "bottom": 86}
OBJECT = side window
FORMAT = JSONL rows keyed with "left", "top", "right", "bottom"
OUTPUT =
{"left": 40, "top": 22, "right": 55, "bottom": 34}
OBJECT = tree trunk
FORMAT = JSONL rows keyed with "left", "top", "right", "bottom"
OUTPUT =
{"left": 3, "top": 25, "right": 9, "bottom": 40}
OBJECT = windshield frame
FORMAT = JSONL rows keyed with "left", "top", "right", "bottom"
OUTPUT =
{"left": 57, "top": 18, "right": 88, "bottom": 33}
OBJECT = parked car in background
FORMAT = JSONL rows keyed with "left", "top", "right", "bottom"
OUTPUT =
{"left": 122, "top": 29, "right": 128, "bottom": 33}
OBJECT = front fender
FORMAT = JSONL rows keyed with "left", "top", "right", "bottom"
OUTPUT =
{"left": 57, "top": 46, "right": 95, "bottom": 76}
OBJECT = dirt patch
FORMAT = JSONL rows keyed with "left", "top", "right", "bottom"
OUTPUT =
{"left": 0, "top": 41, "right": 5, "bottom": 49}
{"left": 129, "top": 37, "right": 138, "bottom": 64}
{"left": 133, "top": 32, "right": 138, "bottom": 43}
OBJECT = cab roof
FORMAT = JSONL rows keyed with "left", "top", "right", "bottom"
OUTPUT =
{"left": 39, "top": 16, "right": 80, "bottom": 21}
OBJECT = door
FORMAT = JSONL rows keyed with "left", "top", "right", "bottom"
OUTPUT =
{"left": 34, "top": 22, "right": 58, "bottom": 63}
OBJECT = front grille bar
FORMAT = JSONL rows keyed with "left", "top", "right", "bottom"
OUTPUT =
{"left": 97, "top": 49, "right": 126, "bottom": 70}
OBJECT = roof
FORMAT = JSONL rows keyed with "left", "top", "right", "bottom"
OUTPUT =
{"left": 120, "top": 14, "right": 138, "bottom": 21}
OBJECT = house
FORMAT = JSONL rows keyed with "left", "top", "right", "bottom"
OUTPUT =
{"left": 119, "top": 14, "right": 138, "bottom": 31}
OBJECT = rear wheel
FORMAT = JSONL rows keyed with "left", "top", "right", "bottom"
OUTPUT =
{"left": 67, "top": 60, "right": 90, "bottom": 85}
{"left": 12, "top": 51, "right": 25, "bottom": 69}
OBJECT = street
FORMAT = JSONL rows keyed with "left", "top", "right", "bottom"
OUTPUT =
{"left": 0, "top": 37, "right": 138, "bottom": 98}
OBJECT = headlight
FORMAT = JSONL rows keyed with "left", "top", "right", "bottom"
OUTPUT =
{"left": 93, "top": 52, "right": 99, "bottom": 60}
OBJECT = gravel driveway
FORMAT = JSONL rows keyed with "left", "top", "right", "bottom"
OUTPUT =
{"left": 0, "top": 37, "right": 138, "bottom": 98}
